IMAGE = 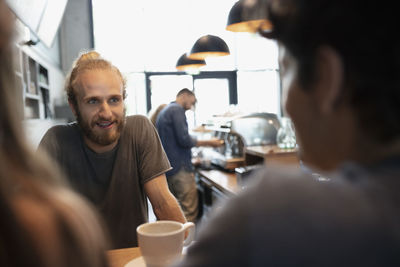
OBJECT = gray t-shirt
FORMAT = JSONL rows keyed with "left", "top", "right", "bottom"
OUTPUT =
{"left": 177, "top": 158, "right": 400, "bottom": 266}
{"left": 39, "top": 115, "right": 171, "bottom": 248}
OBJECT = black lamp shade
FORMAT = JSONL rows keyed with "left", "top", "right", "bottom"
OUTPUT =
{"left": 226, "top": 0, "right": 272, "bottom": 33}
{"left": 176, "top": 53, "right": 206, "bottom": 71}
{"left": 188, "top": 35, "right": 230, "bottom": 60}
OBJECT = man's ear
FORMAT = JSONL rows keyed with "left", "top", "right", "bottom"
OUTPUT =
{"left": 313, "top": 46, "right": 344, "bottom": 115}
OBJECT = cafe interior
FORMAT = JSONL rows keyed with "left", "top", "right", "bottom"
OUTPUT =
{"left": 7, "top": 0, "right": 302, "bottom": 266}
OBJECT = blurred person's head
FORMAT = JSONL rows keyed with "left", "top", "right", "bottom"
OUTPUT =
{"left": 0, "top": 2, "right": 109, "bottom": 267}
{"left": 176, "top": 88, "right": 196, "bottom": 111}
{"left": 257, "top": 0, "right": 400, "bottom": 171}
{"left": 0, "top": 0, "right": 33, "bottom": 183}
{"left": 66, "top": 51, "right": 127, "bottom": 152}
{"left": 0, "top": 0, "right": 12, "bottom": 48}
{"left": 149, "top": 103, "right": 167, "bottom": 126}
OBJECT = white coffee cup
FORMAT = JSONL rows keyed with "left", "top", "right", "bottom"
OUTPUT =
{"left": 137, "top": 220, "right": 195, "bottom": 267}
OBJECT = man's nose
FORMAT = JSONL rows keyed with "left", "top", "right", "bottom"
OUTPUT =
{"left": 98, "top": 101, "right": 112, "bottom": 118}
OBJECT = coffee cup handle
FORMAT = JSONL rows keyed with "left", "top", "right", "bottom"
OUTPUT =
{"left": 182, "top": 222, "right": 195, "bottom": 246}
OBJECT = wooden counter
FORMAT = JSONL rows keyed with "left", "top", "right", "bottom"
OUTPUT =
{"left": 197, "top": 146, "right": 298, "bottom": 196}
{"left": 196, "top": 169, "right": 239, "bottom": 196}
{"left": 196, "top": 169, "right": 239, "bottom": 218}
{"left": 107, "top": 247, "right": 141, "bottom": 267}
{"left": 246, "top": 145, "right": 299, "bottom": 166}
{"left": 196, "top": 146, "right": 299, "bottom": 217}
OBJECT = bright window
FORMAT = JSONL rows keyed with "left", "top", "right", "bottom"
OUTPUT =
{"left": 92, "top": 0, "right": 281, "bottom": 117}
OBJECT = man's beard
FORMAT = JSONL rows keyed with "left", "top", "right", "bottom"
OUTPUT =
{"left": 76, "top": 108, "right": 126, "bottom": 146}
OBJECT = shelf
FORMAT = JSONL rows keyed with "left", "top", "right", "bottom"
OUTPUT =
{"left": 24, "top": 98, "right": 40, "bottom": 119}
{"left": 38, "top": 82, "right": 49, "bottom": 89}
{"left": 25, "top": 93, "right": 40, "bottom": 100}
{"left": 16, "top": 50, "right": 51, "bottom": 119}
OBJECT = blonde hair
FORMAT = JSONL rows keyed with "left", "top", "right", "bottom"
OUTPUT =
{"left": 65, "top": 50, "right": 127, "bottom": 109}
{"left": 149, "top": 103, "right": 167, "bottom": 126}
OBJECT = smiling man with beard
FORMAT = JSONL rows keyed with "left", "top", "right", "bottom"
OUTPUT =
{"left": 38, "top": 51, "right": 186, "bottom": 249}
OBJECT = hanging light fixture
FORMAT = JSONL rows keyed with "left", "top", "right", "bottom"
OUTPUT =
{"left": 226, "top": 0, "right": 272, "bottom": 33}
{"left": 188, "top": 35, "right": 230, "bottom": 60}
{"left": 176, "top": 53, "right": 206, "bottom": 71}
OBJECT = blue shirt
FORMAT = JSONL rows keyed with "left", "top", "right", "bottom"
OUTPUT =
{"left": 156, "top": 102, "right": 197, "bottom": 177}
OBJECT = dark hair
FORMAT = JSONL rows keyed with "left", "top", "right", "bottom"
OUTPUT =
{"left": 0, "top": 193, "right": 44, "bottom": 266}
{"left": 260, "top": 0, "right": 400, "bottom": 143}
{"left": 177, "top": 88, "right": 195, "bottom": 97}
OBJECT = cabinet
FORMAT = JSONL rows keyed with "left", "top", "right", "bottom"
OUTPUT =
{"left": 196, "top": 169, "right": 238, "bottom": 220}
{"left": 13, "top": 45, "right": 52, "bottom": 120}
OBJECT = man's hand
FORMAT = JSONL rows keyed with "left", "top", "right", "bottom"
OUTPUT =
{"left": 207, "top": 138, "right": 225, "bottom": 147}
{"left": 196, "top": 138, "right": 224, "bottom": 147}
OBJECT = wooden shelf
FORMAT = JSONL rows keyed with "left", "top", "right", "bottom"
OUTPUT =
{"left": 15, "top": 48, "right": 51, "bottom": 119}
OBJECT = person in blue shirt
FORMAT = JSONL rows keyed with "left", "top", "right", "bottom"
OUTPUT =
{"left": 156, "top": 88, "right": 223, "bottom": 222}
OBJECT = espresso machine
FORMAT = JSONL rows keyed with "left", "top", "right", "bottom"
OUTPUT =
{"left": 203, "top": 112, "right": 281, "bottom": 170}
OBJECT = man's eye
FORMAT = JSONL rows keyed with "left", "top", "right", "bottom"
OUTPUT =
{"left": 88, "top": 99, "right": 98, "bottom": 104}
{"left": 110, "top": 98, "right": 120, "bottom": 103}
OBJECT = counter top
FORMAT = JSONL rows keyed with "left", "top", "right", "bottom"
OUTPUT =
{"left": 246, "top": 145, "right": 299, "bottom": 166}
{"left": 197, "top": 169, "right": 239, "bottom": 195}
{"left": 107, "top": 247, "right": 141, "bottom": 267}
{"left": 196, "top": 146, "right": 299, "bottom": 198}
{"left": 245, "top": 145, "right": 297, "bottom": 157}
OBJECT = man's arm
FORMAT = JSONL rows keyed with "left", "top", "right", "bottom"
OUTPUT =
{"left": 144, "top": 174, "right": 186, "bottom": 223}
{"left": 196, "top": 138, "right": 224, "bottom": 147}
{"left": 170, "top": 108, "right": 197, "bottom": 148}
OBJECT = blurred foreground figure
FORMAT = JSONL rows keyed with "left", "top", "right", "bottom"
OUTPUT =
{"left": 0, "top": 1, "right": 109, "bottom": 267}
{"left": 177, "top": 0, "right": 400, "bottom": 266}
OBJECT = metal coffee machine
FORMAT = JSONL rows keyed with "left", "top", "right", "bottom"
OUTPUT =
{"left": 204, "top": 112, "right": 280, "bottom": 170}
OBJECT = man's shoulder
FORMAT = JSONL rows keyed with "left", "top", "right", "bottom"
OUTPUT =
{"left": 39, "top": 122, "right": 80, "bottom": 152}
{"left": 44, "top": 122, "right": 79, "bottom": 139}
{"left": 237, "top": 164, "right": 378, "bottom": 222}
{"left": 126, "top": 114, "right": 149, "bottom": 123}
{"left": 246, "top": 165, "right": 357, "bottom": 200}
{"left": 165, "top": 102, "right": 181, "bottom": 112}
{"left": 125, "top": 115, "right": 152, "bottom": 129}
{"left": 122, "top": 115, "right": 155, "bottom": 139}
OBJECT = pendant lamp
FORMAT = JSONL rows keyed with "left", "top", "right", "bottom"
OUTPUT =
{"left": 226, "top": 0, "right": 272, "bottom": 33}
{"left": 188, "top": 35, "right": 230, "bottom": 60}
{"left": 176, "top": 53, "right": 206, "bottom": 71}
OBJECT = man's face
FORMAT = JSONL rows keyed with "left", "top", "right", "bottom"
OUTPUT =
{"left": 73, "top": 69, "right": 125, "bottom": 149}
{"left": 183, "top": 94, "right": 196, "bottom": 111}
{"left": 280, "top": 46, "right": 320, "bottom": 168}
